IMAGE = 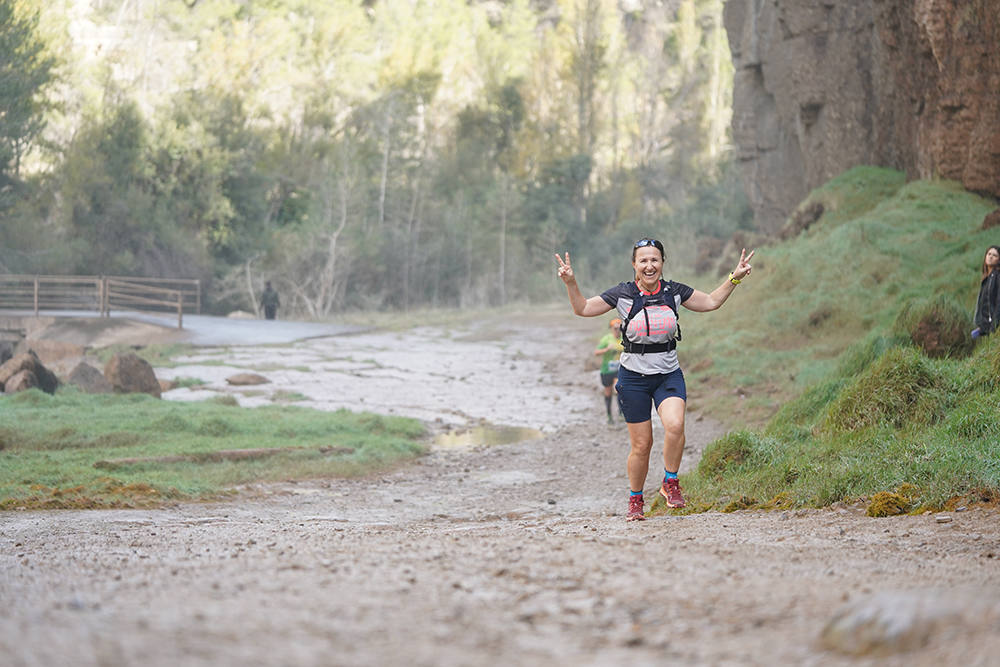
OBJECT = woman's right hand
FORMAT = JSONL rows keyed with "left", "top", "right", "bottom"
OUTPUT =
{"left": 554, "top": 252, "right": 575, "bottom": 284}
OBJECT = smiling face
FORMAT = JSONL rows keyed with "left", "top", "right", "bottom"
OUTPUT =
{"left": 632, "top": 246, "right": 663, "bottom": 289}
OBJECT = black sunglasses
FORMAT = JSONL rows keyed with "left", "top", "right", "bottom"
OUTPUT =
{"left": 634, "top": 238, "right": 663, "bottom": 250}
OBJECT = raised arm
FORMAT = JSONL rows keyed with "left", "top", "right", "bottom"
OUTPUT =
{"left": 682, "top": 248, "right": 754, "bottom": 312}
{"left": 555, "top": 252, "right": 614, "bottom": 317}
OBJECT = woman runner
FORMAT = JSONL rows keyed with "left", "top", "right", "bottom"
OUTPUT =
{"left": 555, "top": 238, "right": 753, "bottom": 521}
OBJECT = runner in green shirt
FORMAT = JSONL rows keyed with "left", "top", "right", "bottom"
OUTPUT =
{"left": 594, "top": 318, "right": 623, "bottom": 423}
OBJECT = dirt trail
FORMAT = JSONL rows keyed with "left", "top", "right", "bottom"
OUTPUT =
{"left": 3, "top": 310, "right": 999, "bottom": 666}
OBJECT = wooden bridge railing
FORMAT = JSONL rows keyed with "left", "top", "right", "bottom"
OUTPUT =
{"left": 0, "top": 275, "right": 200, "bottom": 329}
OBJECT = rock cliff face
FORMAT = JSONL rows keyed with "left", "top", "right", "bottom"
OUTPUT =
{"left": 724, "top": 0, "right": 1000, "bottom": 232}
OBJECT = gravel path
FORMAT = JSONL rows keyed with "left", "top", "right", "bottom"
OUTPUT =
{"left": 3, "top": 311, "right": 999, "bottom": 666}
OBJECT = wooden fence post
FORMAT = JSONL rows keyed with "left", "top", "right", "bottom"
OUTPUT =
{"left": 33, "top": 276, "right": 39, "bottom": 316}
{"left": 176, "top": 290, "right": 183, "bottom": 329}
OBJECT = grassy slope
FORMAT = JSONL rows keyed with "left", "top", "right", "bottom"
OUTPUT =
{"left": 660, "top": 166, "right": 1000, "bottom": 514}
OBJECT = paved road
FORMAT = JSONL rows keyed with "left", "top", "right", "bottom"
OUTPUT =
{"left": 2, "top": 309, "right": 361, "bottom": 346}
{"left": 152, "top": 313, "right": 360, "bottom": 346}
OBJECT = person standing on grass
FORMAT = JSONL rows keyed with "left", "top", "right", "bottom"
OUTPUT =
{"left": 555, "top": 238, "right": 754, "bottom": 522}
{"left": 260, "top": 281, "right": 280, "bottom": 320}
{"left": 594, "top": 318, "right": 624, "bottom": 424}
{"left": 972, "top": 245, "right": 1000, "bottom": 339}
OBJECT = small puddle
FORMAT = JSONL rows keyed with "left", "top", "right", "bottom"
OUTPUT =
{"left": 434, "top": 425, "right": 543, "bottom": 450}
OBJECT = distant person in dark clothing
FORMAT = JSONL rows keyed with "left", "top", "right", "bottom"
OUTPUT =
{"left": 260, "top": 281, "right": 280, "bottom": 320}
{"left": 972, "top": 245, "right": 1000, "bottom": 339}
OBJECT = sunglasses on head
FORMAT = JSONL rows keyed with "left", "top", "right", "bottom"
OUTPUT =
{"left": 634, "top": 238, "right": 662, "bottom": 249}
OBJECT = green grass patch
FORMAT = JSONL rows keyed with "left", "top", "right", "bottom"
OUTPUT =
{"left": 0, "top": 389, "right": 426, "bottom": 509}
{"left": 271, "top": 390, "right": 309, "bottom": 402}
{"left": 172, "top": 376, "right": 208, "bottom": 388}
{"left": 652, "top": 169, "right": 1000, "bottom": 517}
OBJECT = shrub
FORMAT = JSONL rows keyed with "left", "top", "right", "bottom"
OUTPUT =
{"left": 823, "top": 347, "right": 943, "bottom": 432}
{"left": 894, "top": 295, "right": 975, "bottom": 359}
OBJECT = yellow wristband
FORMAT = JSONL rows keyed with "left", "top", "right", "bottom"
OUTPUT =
{"left": 729, "top": 272, "right": 741, "bottom": 285}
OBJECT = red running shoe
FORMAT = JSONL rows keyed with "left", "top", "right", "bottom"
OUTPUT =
{"left": 626, "top": 494, "right": 645, "bottom": 521}
{"left": 659, "top": 478, "right": 686, "bottom": 508}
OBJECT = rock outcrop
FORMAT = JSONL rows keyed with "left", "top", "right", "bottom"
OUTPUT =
{"left": 104, "top": 353, "right": 161, "bottom": 398}
{"left": 5, "top": 370, "right": 39, "bottom": 393}
{"left": 225, "top": 373, "right": 270, "bottom": 386}
{"left": 66, "top": 362, "right": 114, "bottom": 394}
{"left": 725, "top": 0, "right": 1000, "bottom": 231}
{"left": 0, "top": 351, "right": 59, "bottom": 395}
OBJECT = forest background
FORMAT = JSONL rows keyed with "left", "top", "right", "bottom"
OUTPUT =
{"left": 0, "top": 0, "right": 750, "bottom": 316}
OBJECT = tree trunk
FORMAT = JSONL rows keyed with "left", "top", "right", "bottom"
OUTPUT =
{"left": 378, "top": 108, "right": 392, "bottom": 228}
{"left": 403, "top": 179, "right": 420, "bottom": 309}
{"left": 244, "top": 257, "right": 259, "bottom": 317}
{"left": 498, "top": 173, "right": 508, "bottom": 306}
{"left": 316, "top": 173, "right": 350, "bottom": 317}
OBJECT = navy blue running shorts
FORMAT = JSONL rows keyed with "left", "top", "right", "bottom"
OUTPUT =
{"left": 615, "top": 366, "right": 687, "bottom": 423}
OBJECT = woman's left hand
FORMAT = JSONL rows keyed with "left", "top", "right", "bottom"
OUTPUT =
{"left": 732, "top": 248, "right": 754, "bottom": 281}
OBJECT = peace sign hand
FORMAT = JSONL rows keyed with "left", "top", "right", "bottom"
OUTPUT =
{"left": 732, "top": 248, "right": 755, "bottom": 281}
{"left": 554, "top": 252, "right": 576, "bottom": 284}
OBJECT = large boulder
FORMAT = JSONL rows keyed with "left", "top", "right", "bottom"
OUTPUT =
{"left": 104, "top": 352, "right": 161, "bottom": 398}
{"left": 66, "top": 362, "right": 114, "bottom": 394}
{"left": 0, "top": 351, "right": 59, "bottom": 394}
{"left": 5, "top": 370, "right": 38, "bottom": 394}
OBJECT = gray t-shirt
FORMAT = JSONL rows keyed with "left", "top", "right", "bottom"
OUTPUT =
{"left": 600, "top": 279, "right": 694, "bottom": 375}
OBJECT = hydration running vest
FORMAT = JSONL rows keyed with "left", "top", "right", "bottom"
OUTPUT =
{"left": 619, "top": 284, "right": 681, "bottom": 354}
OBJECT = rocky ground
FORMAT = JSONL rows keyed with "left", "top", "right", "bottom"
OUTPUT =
{"left": 2, "top": 310, "right": 999, "bottom": 666}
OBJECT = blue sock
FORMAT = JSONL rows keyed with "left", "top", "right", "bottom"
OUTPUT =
{"left": 630, "top": 489, "right": 643, "bottom": 497}
{"left": 664, "top": 469, "right": 678, "bottom": 482}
